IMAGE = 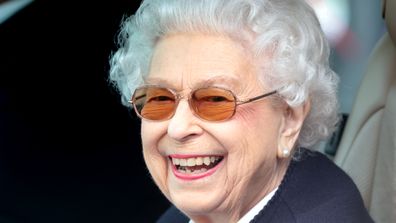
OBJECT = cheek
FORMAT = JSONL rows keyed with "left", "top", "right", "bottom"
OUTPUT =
{"left": 236, "top": 106, "right": 282, "bottom": 142}
{"left": 141, "top": 121, "right": 168, "bottom": 151}
{"left": 211, "top": 108, "right": 281, "bottom": 206}
{"left": 141, "top": 122, "right": 170, "bottom": 195}
{"left": 226, "top": 106, "right": 282, "bottom": 169}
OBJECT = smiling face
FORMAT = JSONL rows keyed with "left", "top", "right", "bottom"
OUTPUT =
{"left": 140, "top": 33, "right": 297, "bottom": 222}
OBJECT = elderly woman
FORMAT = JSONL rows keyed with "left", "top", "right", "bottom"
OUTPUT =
{"left": 109, "top": 0, "right": 373, "bottom": 222}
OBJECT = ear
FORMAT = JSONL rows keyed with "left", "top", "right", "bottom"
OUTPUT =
{"left": 277, "top": 101, "right": 311, "bottom": 158}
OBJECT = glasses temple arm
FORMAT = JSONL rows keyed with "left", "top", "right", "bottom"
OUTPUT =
{"left": 237, "top": 91, "right": 277, "bottom": 105}
{"left": 129, "top": 94, "right": 146, "bottom": 104}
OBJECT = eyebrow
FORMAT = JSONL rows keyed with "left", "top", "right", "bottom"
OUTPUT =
{"left": 144, "top": 75, "right": 241, "bottom": 91}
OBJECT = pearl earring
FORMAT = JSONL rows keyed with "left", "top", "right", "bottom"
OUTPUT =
{"left": 282, "top": 148, "right": 290, "bottom": 158}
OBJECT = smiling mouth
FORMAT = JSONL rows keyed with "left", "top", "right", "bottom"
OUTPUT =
{"left": 170, "top": 156, "right": 224, "bottom": 174}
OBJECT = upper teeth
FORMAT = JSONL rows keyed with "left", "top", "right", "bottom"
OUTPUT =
{"left": 171, "top": 156, "right": 221, "bottom": 167}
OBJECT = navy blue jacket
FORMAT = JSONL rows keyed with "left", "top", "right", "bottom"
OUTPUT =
{"left": 157, "top": 149, "right": 374, "bottom": 223}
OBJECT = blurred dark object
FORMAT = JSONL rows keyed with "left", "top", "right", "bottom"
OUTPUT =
{"left": 0, "top": 0, "right": 169, "bottom": 222}
{"left": 324, "top": 113, "right": 348, "bottom": 156}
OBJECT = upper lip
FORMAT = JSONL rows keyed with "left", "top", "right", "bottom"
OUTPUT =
{"left": 169, "top": 154, "right": 223, "bottom": 159}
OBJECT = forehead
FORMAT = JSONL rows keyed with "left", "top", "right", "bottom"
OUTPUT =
{"left": 146, "top": 33, "right": 259, "bottom": 91}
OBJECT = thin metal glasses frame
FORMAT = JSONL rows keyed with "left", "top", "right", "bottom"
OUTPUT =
{"left": 129, "top": 85, "right": 277, "bottom": 121}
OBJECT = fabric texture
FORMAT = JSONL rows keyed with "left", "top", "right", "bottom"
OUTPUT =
{"left": 157, "top": 149, "right": 374, "bottom": 223}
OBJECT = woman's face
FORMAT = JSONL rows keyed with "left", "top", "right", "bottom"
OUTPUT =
{"left": 141, "top": 34, "right": 292, "bottom": 221}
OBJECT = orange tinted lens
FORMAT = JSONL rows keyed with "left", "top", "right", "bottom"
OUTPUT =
{"left": 192, "top": 88, "right": 236, "bottom": 121}
{"left": 133, "top": 87, "right": 176, "bottom": 120}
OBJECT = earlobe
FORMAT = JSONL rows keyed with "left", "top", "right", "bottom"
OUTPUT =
{"left": 277, "top": 146, "right": 291, "bottom": 158}
{"left": 277, "top": 132, "right": 294, "bottom": 158}
{"left": 277, "top": 101, "right": 311, "bottom": 159}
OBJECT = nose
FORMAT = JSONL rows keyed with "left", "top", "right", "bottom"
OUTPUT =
{"left": 167, "top": 99, "right": 203, "bottom": 142}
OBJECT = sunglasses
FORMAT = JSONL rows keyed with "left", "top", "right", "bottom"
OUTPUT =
{"left": 129, "top": 85, "right": 277, "bottom": 122}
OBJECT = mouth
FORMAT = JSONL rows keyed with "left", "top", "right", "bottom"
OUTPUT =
{"left": 169, "top": 155, "right": 224, "bottom": 180}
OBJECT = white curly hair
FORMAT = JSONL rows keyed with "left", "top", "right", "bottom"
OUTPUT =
{"left": 109, "top": 0, "right": 340, "bottom": 148}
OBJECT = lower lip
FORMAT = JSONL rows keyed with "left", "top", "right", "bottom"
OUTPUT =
{"left": 171, "top": 160, "right": 223, "bottom": 181}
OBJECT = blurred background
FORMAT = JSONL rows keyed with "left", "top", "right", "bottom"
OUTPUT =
{"left": 0, "top": 0, "right": 386, "bottom": 222}
{"left": 307, "top": 0, "right": 385, "bottom": 114}
{"left": 306, "top": 0, "right": 386, "bottom": 156}
{"left": 0, "top": 0, "right": 170, "bottom": 222}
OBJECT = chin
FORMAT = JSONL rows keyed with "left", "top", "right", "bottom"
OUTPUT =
{"left": 172, "top": 194, "right": 223, "bottom": 216}
{"left": 167, "top": 184, "right": 230, "bottom": 216}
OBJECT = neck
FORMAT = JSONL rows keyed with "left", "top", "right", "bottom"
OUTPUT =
{"left": 190, "top": 158, "right": 291, "bottom": 223}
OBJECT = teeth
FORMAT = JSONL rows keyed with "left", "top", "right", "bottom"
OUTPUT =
{"left": 172, "top": 158, "right": 180, "bottom": 165}
{"left": 178, "top": 167, "right": 208, "bottom": 174}
{"left": 187, "top": 158, "right": 195, "bottom": 167}
{"left": 171, "top": 156, "right": 222, "bottom": 167}
{"left": 196, "top": 157, "right": 203, "bottom": 165}
{"left": 203, "top": 157, "right": 211, "bottom": 165}
{"left": 180, "top": 159, "right": 187, "bottom": 166}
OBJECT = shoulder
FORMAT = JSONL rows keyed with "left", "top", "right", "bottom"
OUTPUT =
{"left": 252, "top": 149, "right": 374, "bottom": 223}
{"left": 289, "top": 149, "right": 363, "bottom": 200}
{"left": 157, "top": 205, "right": 189, "bottom": 223}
